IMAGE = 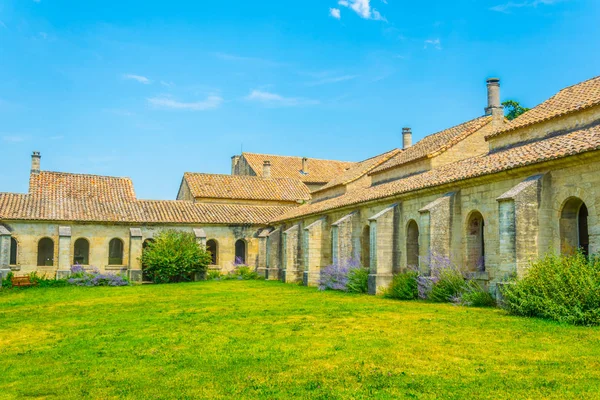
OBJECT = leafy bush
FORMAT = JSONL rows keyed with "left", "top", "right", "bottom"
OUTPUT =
{"left": 319, "top": 258, "right": 363, "bottom": 292}
{"left": 68, "top": 264, "right": 130, "bottom": 287}
{"left": 384, "top": 271, "right": 418, "bottom": 300}
{"left": 457, "top": 280, "right": 496, "bottom": 307}
{"left": 502, "top": 253, "right": 600, "bottom": 326}
{"left": 1, "top": 272, "right": 13, "bottom": 289}
{"left": 429, "top": 266, "right": 466, "bottom": 303}
{"left": 206, "top": 269, "right": 223, "bottom": 280}
{"left": 141, "top": 230, "right": 212, "bottom": 283}
{"left": 347, "top": 266, "right": 370, "bottom": 294}
{"left": 28, "top": 272, "right": 69, "bottom": 288}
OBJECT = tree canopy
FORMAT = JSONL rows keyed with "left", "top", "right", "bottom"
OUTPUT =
{"left": 502, "top": 100, "right": 530, "bottom": 121}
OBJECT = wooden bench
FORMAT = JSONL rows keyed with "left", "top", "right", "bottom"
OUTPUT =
{"left": 11, "top": 275, "right": 34, "bottom": 287}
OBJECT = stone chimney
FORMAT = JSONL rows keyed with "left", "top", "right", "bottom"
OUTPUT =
{"left": 402, "top": 127, "right": 412, "bottom": 149}
{"left": 485, "top": 78, "right": 504, "bottom": 126}
{"left": 31, "top": 151, "right": 41, "bottom": 175}
{"left": 302, "top": 157, "right": 309, "bottom": 174}
{"left": 263, "top": 160, "right": 271, "bottom": 179}
{"left": 231, "top": 155, "right": 240, "bottom": 175}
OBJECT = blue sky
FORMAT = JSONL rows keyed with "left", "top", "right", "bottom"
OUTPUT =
{"left": 1, "top": 0, "right": 598, "bottom": 199}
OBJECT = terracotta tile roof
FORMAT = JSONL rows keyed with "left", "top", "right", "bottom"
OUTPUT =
{"left": 0, "top": 193, "right": 293, "bottom": 225}
{"left": 273, "top": 122, "right": 600, "bottom": 222}
{"left": 370, "top": 116, "right": 492, "bottom": 174}
{"left": 489, "top": 75, "right": 600, "bottom": 138}
{"left": 241, "top": 152, "right": 355, "bottom": 184}
{"left": 29, "top": 171, "right": 136, "bottom": 202}
{"left": 0, "top": 170, "right": 293, "bottom": 224}
{"left": 313, "top": 149, "right": 401, "bottom": 193}
{"left": 183, "top": 173, "right": 310, "bottom": 202}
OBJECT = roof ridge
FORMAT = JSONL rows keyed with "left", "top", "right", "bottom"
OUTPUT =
{"left": 242, "top": 152, "right": 356, "bottom": 164}
{"left": 36, "top": 170, "right": 132, "bottom": 180}
{"left": 183, "top": 172, "right": 304, "bottom": 182}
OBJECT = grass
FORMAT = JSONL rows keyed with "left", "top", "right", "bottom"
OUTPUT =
{"left": 0, "top": 281, "right": 599, "bottom": 399}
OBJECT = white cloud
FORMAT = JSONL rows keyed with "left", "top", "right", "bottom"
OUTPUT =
{"left": 2, "top": 135, "right": 28, "bottom": 143}
{"left": 307, "top": 74, "right": 358, "bottom": 86}
{"left": 160, "top": 81, "right": 175, "bottom": 88}
{"left": 50, "top": 135, "right": 64, "bottom": 140}
{"left": 329, "top": 8, "right": 341, "bottom": 19}
{"left": 424, "top": 38, "right": 442, "bottom": 50}
{"left": 246, "top": 90, "right": 319, "bottom": 107}
{"left": 213, "top": 52, "right": 284, "bottom": 67}
{"left": 123, "top": 74, "right": 151, "bottom": 84}
{"left": 491, "top": 0, "right": 564, "bottom": 13}
{"left": 148, "top": 95, "right": 223, "bottom": 111}
{"left": 337, "top": 0, "right": 387, "bottom": 21}
{"left": 38, "top": 32, "right": 48, "bottom": 40}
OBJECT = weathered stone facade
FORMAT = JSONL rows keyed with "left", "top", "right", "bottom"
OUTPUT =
{"left": 2, "top": 76, "right": 600, "bottom": 296}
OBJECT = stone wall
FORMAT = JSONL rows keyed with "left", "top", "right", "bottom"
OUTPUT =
{"left": 0, "top": 221, "right": 262, "bottom": 279}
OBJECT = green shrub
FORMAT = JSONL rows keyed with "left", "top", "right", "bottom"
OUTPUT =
{"left": 221, "top": 266, "right": 262, "bottom": 281}
{"left": 1, "top": 272, "right": 13, "bottom": 289}
{"left": 384, "top": 271, "right": 418, "bottom": 300}
{"left": 502, "top": 252, "right": 600, "bottom": 326}
{"left": 429, "top": 267, "right": 466, "bottom": 303}
{"left": 140, "top": 230, "right": 212, "bottom": 284}
{"left": 347, "top": 267, "right": 369, "bottom": 294}
{"left": 459, "top": 280, "right": 496, "bottom": 307}
{"left": 28, "top": 272, "right": 69, "bottom": 288}
{"left": 207, "top": 270, "right": 223, "bottom": 280}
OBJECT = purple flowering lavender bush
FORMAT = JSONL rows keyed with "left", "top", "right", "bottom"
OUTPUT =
{"left": 67, "top": 264, "right": 130, "bottom": 287}
{"left": 319, "top": 258, "right": 369, "bottom": 293}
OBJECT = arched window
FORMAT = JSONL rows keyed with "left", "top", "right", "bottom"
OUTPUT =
{"left": 37, "top": 238, "right": 54, "bottom": 266}
{"left": 466, "top": 211, "right": 485, "bottom": 272}
{"left": 406, "top": 220, "right": 419, "bottom": 269}
{"left": 73, "top": 238, "right": 90, "bottom": 265}
{"left": 10, "top": 237, "right": 18, "bottom": 265}
{"left": 206, "top": 239, "right": 218, "bottom": 265}
{"left": 108, "top": 238, "right": 124, "bottom": 265}
{"left": 560, "top": 197, "right": 589, "bottom": 256}
{"left": 361, "top": 225, "right": 371, "bottom": 269}
{"left": 235, "top": 239, "right": 246, "bottom": 265}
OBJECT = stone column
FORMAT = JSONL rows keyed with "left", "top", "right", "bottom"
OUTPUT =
{"left": 367, "top": 204, "right": 400, "bottom": 295}
{"left": 419, "top": 193, "right": 456, "bottom": 273}
{"left": 331, "top": 212, "right": 360, "bottom": 264}
{"left": 497, "top": 174, "right": 544, "bottom": 279}
{"left": 0, "top": 226, "right": 11, "bottom": 278}
{"left": 56, "top": 226, "right": 72, "bottom": 279}
{"left": 193, "top": 228, "right": 207, "bottom": 248}
{"left": 303, "top": 218, "right": 327, "bottom": 287}
{"left": 266, "top": 228, "right": 282, "bottom": 280}
{"left": 128, "top": 228, "right": 143, "bottom": 283}
{"left": 257, "top": 228, "right": 272, "bottom": 278}
{"left": 282, "top": 224, "right": 302, "bottom": 283}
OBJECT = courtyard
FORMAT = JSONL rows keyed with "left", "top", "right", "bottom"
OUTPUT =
{"left": 1, "top": 281, "right": 599, "bottom": 399}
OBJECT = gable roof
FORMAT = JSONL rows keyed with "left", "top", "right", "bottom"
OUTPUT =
{"left": 489, "top": 75, "right": 600, "bottom": 138}
{"left": 370, "top": 116, "right": 492, "bottom": 175}
{"left": 313, "top": 149, "right": 401, "bottom": 193}
{"left": 29, "top": 171, "right": 136, "bottom": 202}
{"left": 0, "top": 193, "right": 292, "bottom": 225}
{"left": 0, "top": 170, "right": 293, "bottom": 225}
{"left": 273, "top": 121, "right": 600, "bottom": 222}
{"left": 182, "top": 173, "right": 311, "bottom": 202}
{"left": 241, "top": 152, "right": 355, "bottom": 184}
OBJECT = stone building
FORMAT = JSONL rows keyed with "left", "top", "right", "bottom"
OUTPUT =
{"left": 1, "top": 75, "right": 599, "bottom": 294}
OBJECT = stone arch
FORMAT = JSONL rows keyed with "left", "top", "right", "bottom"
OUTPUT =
{"left": 466, "top": 211, "right": 485, "bottom": 272}
{"left": 235, "top": 239, "right": 247, "bottom": 265}
{"left": 37, "top": 237, "right": 54, "bottom": 267}
{"left": 207, "top": 239, "right": 219, "bottom": 265}
{"left": 73, "top": 238, "right": 90, "bottom": 265}
{"left": 9, "top": 237, "right": 18, "bottom": 266}
{"left": 361, "top": 224, "right": 370, "bottom": 269}
{"left": 560, "top": 197, "right": 589, "bottom": 256}
{"left": 406, "top": 219, "right": 420, "bottom": 270}
{"left": 108, "top": 238, "right": 124, "bottom": 266}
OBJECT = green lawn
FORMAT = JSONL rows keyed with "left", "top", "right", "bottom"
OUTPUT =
{"left": 1, "top": 281, "right": 599, "bottom": 399}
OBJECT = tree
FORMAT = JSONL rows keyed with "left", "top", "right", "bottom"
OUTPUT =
{"left": 502, "top": 100, "right": 530, "bottom": 121}
{"left": 141, "top": 230, "right": 212, "bottom": 283}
